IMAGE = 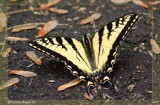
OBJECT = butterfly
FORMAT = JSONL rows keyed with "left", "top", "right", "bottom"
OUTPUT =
{"left": 29, "top": 14, "right": 139, "bottom": 97}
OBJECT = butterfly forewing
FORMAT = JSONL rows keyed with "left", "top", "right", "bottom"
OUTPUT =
{"left": 29, "top": 37, "right": 93, "bottom": 77}
{"left": 92, "top": 14, "right": 139, "bottom": 72}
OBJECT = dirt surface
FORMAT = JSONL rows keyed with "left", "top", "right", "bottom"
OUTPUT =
{"left": 7, "top": 1, "right": 152, "bottom": 100}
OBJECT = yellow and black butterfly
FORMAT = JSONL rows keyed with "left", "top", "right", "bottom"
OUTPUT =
{"left": 29, "top": 14, "right": 139, "bottom": 96}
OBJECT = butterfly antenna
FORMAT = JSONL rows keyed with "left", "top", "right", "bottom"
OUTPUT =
{"left": 91, "top": 19, "right": 96, "bottom": 29}
{"left": 69, "top": 24, "right": 73, "bottom": 35}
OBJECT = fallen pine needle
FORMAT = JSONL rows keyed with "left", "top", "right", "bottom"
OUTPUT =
{"left": 26, "top": 51, "right": 42, "bottom": 65}
{"left": 5, "top": 37, "right": 30, "bottom": 41}
{"left": 0, "top": 78, "right": 19, "bottom": 90}
{"left": 150, "top": 39, "right": 160, "bottom": 54}
{"left": 58, "top": 78, "right": 83, "bottom": 91}
{"left": 10, "top": 70, "right": 37, "bottom": 77}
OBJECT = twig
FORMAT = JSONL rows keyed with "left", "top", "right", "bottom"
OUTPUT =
{"left": 5, "top": 8, "right": 41, "bottom": 15}
{"left": 5, "top": 0, "right": 61, "bottom": 15}
{"left": 8, "top": 22, "right": 45, "bottom": 29}
{"left": 0, "top": 36, "right": 6, "bottom": 54}
{"left": 0, "top": 9, "right": 7, "bottom": 54}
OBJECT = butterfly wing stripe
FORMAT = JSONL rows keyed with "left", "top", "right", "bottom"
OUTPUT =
{"left": 29, "top": 37, "right": 92, "bottom": 75}
{"left": 112, "top": 14, "right": 139, "bottom": 49}
{"left": 64, "top": 37, "right": 91, "bottom": 69}
{"left": 92, "top": 14, "right": 139, "bottom": 71}
{"left": 56, "top": 37, "right": 67, "bottom": 50}
{"left": 92, "top": 27, "right": 104, "bottom": 68}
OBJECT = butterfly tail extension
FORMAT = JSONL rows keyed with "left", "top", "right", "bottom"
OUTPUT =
{"left": 86, "top": 81, "right": 94, "bottom": 98}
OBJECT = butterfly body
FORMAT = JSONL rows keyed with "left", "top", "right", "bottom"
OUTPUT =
{"left": 29, "top": 14, "right": 139, "bottom": 96}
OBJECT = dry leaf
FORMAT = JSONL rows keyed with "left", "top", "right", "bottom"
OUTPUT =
{"left": 152, "top": 7, "right": 159, "bottom": 11}
{"left": 28, "top": 0, "right": 36, "bottom": 4}
{"left": 48, "top": 80, "right": 56, "bottom": 83}
{"left": 148, "top": 51, "right": 153, "bottom": 58}
{"left": 0, "top": 12, "right": 7, "bottom": 32}
{"left": 80, "top": 13, "right": 101, "bottom": 25}
{"left": 38, "top": 20, "right": 58, "bottom": 37}
{"left": 5, "top": 37, "right": 30, "bottom": 41}
{"left": 48, "top": 8, "right": 68, "bottom": 14}
{"left": 12, "top": 23, "right": 39, "bottom": 32}
{"left": 40, "top": 0, "right": 61, "bottom": 10}
{"left": 114, "top": 84, "right": 119, "bottom": 92}
{"left": 77, "top": 7, "right": 87, "bottom": 12}
{"left": 149, "top": 1, "right": 160, "bottom": 5}
{"left": 111, "top": 0, "right": 148, "bottom": 8}
{"left": 132, "top": 0, "right": 148, "bottom": 8}
{"left": 145, "top": 90, "right": 152, "bottom": 94}
{"left": 111, "top": 0, "right": 132, "bottom": 4}
{"left": 29, "top": 6, "right": 34, "bottom": 11}
{"left": 26, "top": 51, "right": 42, "bottom": 65}
{"left": 9, "top": 0, "right": 18, "bottom": 2}
{"left": 58, "top": 78, "right": 82, "bottom": 91}
{"left": 76, "top": 0, "right": 80, "bottom": 3}
{"left": 102, "top": 93, "right": 114, "bottom": 99}
{"left": 10, "top": 70, "right": 37, "bottom": 77}
{"left": 152, "top": 101, "right": 160, "bottom": 104}
{"left": 83, "top": 92, "right": 93, "bottom": 100}
{"left": 150, "top": 39, "right": 160, "bottom": 54}
{"left": 1, "top": 48, "right": 12, "bottom": 57}
{"left": 0, "top": 78, "right": 19, "bottom": 90}
{"left": 127, "top": 84, "right": 136, "bottom": 92}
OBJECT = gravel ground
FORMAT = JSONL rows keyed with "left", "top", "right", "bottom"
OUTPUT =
{"left": 7, "top": 1, "right": 152, "bottom": 100}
